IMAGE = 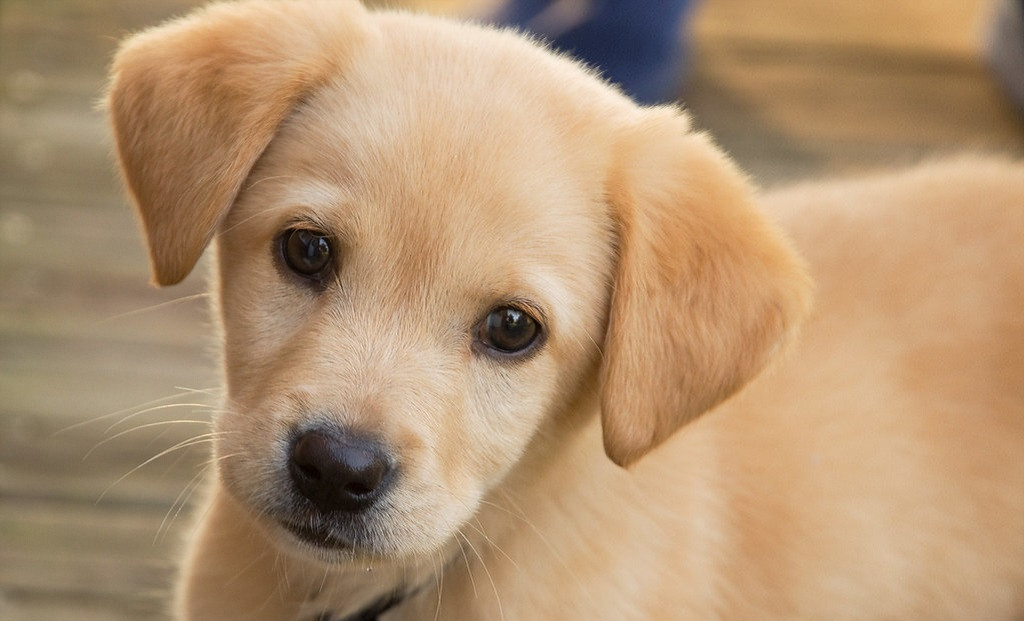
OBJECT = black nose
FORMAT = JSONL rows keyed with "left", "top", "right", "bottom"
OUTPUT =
{"left": 288, "top": 428, "right": 393, "bottom": 513}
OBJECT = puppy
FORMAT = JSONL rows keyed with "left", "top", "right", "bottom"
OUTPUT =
{"left": 106, "top": 1, "right": 1024, "bottom": 619}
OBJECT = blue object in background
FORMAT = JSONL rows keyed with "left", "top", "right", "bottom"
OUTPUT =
{"left": 493, "top": 0, "right": 696, "bottom": 104}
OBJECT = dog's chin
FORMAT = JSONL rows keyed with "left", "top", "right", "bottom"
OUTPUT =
{"left": 271, "top": 511, "right": 462, "bottom": 567}
{"left": 266, "top": 503, "right": 435, "bottom": 564}
{"left": 271, "top": 518, "right": 385, "bottom": 563}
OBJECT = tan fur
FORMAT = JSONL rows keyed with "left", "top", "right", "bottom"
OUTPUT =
{"left": 601, "top": 110, "right": 810, "bottom": 465}
{"left": 107, "top": 2, "right": 1024, "bottom": 619}
{"left": 109, "top": 0, "right": 377, "bottom": 286}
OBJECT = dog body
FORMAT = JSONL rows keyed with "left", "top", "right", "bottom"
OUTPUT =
{"left": 107, "top": 2, "right": 1024, "bottom": 619}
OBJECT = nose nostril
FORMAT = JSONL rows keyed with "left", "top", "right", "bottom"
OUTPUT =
{"left": 345, "top": 482, "right": 373, "bottom": 496}
{"left": 291, "top": 432, "right": 331, "bottom": 480}
{"left": 298, "top": 463, "right": 322, "bottom": 481}
{"left": 288, "top": 428, "right": 392, "bottom": 514}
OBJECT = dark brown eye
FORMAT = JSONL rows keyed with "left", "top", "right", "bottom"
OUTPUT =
{"left": 281, "top": 228, "right": 333, "bottom": 280}
{"left": 477, "top": 306, "right": 542, "bottom": 355}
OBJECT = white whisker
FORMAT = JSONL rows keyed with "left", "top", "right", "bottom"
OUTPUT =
{"left": 98, "top": 432, "right": 225, "bottom": 503}
{"left": 454, "top": 528, "right": 478, "bottom": 598}
{"left": 103, "top": 402, "right": 214, "bottom": 435}
{"left": 464, "top": 516, "right": 519, "bottom": 570}
{"left": 155, "top": 449, "right": 240, "bottom": 544}
{"left": 155, "top": 461, "right": 211, "bottom": 544}
{"left": 84, "top": 418, "right": 212, "bottom": 460}
{"left": 55, "top": 388, "right": 213, "bottom": 435}
{"left": 97, "top": 292, "right": 211, "bottom": 325}
{"left": 433, "top": 547, "right": 446, "bottom": 621}
{"left": 456, "top": 530, "right": 504, "bottom": 621}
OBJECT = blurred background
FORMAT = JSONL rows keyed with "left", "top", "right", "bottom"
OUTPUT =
{"left": 1, "top": 0, "right": 1022, "bottom": 619}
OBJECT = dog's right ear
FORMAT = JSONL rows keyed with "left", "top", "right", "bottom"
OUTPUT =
{"left": 107, "top": 0, "right": 374, "bottom": 286}
{"left": 599, "top": 107, "right": 812, "bottom": 468}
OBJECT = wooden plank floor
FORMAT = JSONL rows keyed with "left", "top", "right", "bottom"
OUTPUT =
{"left": 1, "top": 0, "right": 1021, "bottom": 618}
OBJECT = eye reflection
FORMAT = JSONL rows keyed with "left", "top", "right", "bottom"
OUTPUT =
{"left": 477, "top": 305, "right": 542, "bottom": 355}
{"left": 281, "top": 228, "right": 332, "bottom": 280}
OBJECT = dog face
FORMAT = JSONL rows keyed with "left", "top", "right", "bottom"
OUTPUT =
{"left": 108, "top": 0, "right": 810, "bottom": 563}
{"left": 211, "top": 58, "right": 620, "bottom": 558}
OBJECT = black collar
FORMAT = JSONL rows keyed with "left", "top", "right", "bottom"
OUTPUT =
{"left": 320, "top": 582, "right": 421, "bottom": 621}
{"left": 336, "top": 590, "right": 404, "bottom": 621}
{"left": 318, "top": 553, "right": 454, "bottom": 620}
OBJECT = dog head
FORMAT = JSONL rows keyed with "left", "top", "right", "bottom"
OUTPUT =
{"left": 108, "top": 0, "right": 810, "bottom": 563}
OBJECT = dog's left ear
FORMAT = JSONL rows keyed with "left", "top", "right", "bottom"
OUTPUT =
{"left": 107, "top": 0, "right": 374, "bottom": 286}
{"left": 600, "top": 107, "right": 812, "bottom": 467}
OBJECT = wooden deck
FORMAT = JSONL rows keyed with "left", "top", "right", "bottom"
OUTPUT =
{"left": 1, "top": 0, "right": 1021, "bottom": 618}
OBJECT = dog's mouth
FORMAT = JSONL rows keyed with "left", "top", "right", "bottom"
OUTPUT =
{"left": 282, "top": 520, "right": 355, "bottom": 551}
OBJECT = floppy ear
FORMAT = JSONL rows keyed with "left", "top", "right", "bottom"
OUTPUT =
{"left": 600, "top": 107, "right": 812, "bottom": 467}
{"left": 107, "top": 0, "right": 374, "bottom": 286}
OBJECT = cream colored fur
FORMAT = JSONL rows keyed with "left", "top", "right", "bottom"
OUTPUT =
{"left": 107, "top": 1, "right": 1024, "bottom": 619}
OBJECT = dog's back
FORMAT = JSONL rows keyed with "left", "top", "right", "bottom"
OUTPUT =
{"left": 694, "top": 158, "right": 1024, "bottom": 617}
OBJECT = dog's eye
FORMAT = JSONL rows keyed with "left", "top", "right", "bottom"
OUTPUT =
{"left": 280, "top": 228, "right": 333, "bottom": 280}
{"left": 477, "top": 306, "right": 542, "bottom": 356}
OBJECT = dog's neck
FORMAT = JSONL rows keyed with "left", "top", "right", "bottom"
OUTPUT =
{"left": 309, "top": 537, "right": 466, "bottom": 621}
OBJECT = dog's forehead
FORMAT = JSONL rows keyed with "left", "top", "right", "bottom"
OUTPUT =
{"left": 294, "top": 15, "right": 614, "bottom": 210}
